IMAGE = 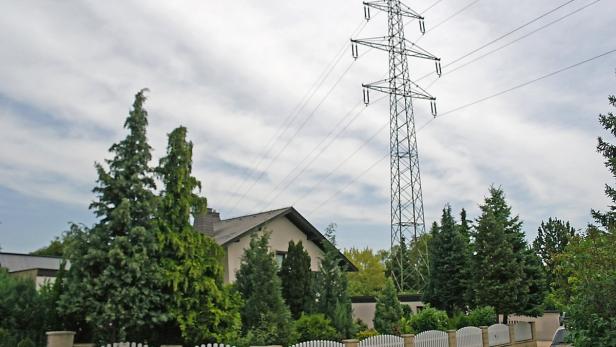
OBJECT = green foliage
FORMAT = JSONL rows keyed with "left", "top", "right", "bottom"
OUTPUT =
{"left": 466, "top": 306, "right": 497, "bottom": 327}
{"left": 355, "top": 328, "right": 379, "bottom": 340}
{"left": 423, "top": 205, "right": 470, "bottom": 314}
{"left": 533, "top": 218, "right": 576, "bottom": 288}
{"left": 345, "top": 247, "right": 386, "bottom": 296}
{"left": 16, "top": 337, "right": 35, "bottom": 347}
{"left": 560, "top": 229, "right": 616, "bottom": 346}
{"left": 155, "top": 126, "right": 240, "bottom": 344}
{"left": 373, "top": 278, "right": 402, "bottom": 335}
{"left": 316, "top": 223, "right": 355, "bottom": 339}
{"left": 280, "top": 241, "right": 315, "bottom": 319}
{"left": 471, "top": 187, "right": 546, "bottom": 321}
{"left": 383, "top": 233, "right": 431, "bottom": 293}
{"left": 448, "top": 313, "right": 470, "bottom": 330}
{"left": 0, "top": 269, "right": 45, "bottom": 346}
{"left": 31, "top": 237, "right": 64, "bottom": 256}
{"left": 404, "top": 306, "right": 449, "bottom": 333}
{"left": 592, "top": 95, "right": 616, "bottom": 229}
{"left": 59, "top": 90, "right": 168, "bottom": 343}
{"left": 235, "top": 232, "right": 295, "bottom": 346}
{"left": 294, "top": 314, "right": 338, "bottom": 342}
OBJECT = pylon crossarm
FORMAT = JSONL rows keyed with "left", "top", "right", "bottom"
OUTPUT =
{"left": 363, "top": 1, "right": 423, "bottom": 20}
{"left": 362, "top": 79, "right": 436, "bottom": 101}
{"left": 403, "top": 39, "right": 440, "bottom": 61}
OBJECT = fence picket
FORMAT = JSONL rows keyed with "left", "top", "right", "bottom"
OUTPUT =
{"left": 415, "top": 330, "right": 448, "bottom": 347}
{"left": 487, "top": 324, "right": 510, "bottom": 346}
{"left": 514, "top": 322, "right": 532, "bottom": 341}
{"left": 456, "top": 326, "right": 482, "bottom": 347}
{"left": 290, "top": 340, "right": 343, "bottom": 347}
{"left": 359, "top": 334, "right": 403, "bottom": 347}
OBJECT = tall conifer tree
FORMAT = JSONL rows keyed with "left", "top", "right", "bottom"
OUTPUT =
{"left": 373, "top": 278, "right": 402, "bottom": 334}
{"left": 155, "top": 126, "right": 240, "bottom": 344}
{"left": 423, "top": 205, "right": 469, "bottom": 314}
{"left": 280, "top": 241, "right": 314, "bottom": 319}
{"left": 61, "top": 90, "right": 165, "bottom": 343}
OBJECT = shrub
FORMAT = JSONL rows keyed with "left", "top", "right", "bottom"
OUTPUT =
{"left": 467, "top": 306, "right": 497, "bottom": 327}
{"left": 408, "top": 307, "right": 449, "bottom": 333}
{"left": 355, "top": 328, "right": 379, "bottom": 340}
{"left": 17, "top": 338, "right": 35, "bottom": 347}
{"left": 374, "top": 279, "right": 402, "bottom": 335}
{"left": 448, "top": 312, "right": 470, "bottom": 329}
{"left": 294, "top": 314, "right": 338, "bottom": 342}
{"left": 401, "top": 305, "right": 413, "bottom": 319}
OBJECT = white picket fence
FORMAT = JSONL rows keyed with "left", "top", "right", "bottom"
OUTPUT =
{"left": 195, "top": 344, "right": 235, "bottom": 347}
{"left": 487, "top": 324, "right": 510, "bottom": 346}
{"left": 103, "top": 343, "right": 147, "bottom": 347}
{"left": 513, "top": 322, "right": 532, "bottom": 342}
{"left": 456, "top": 326, "right": 482, "bottom": 347}
{"left": 359, "top": 334, "right": 403, "bottom": 347}
{"left": 415, "top": 330, "right": 448, "bottom": 347}
{"left": 290, "top": 340, "right": 344, "bottom": 347}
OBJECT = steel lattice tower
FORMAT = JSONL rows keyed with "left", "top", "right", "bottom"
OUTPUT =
{"left": 351, "top": 0, "right": 441, "bottom": 291}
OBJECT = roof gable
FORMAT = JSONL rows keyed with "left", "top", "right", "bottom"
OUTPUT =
{"left": 211, "top": 207, "right": 357, "bottom": 271}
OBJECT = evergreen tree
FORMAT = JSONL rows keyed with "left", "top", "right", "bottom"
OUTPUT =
{"left": 60, "top": 90, "right": 166, "bottom": 343}
{"left": 280, "top": 241, "right": 314, "bottom": 319}
{"left": 472, "top": 187, "right": 524, "bottom": 323}
{"left": 592, "top": 95, "right": 616, "bottom": 230}
{"left": 532, "top": 218, "right": 576, "bottom": 287}
{"left": 316, "top": 224, "right": 354, "bottom": 339}
{"left": 235, "top": 232, "right": 294, "bottom": 346}
{"left": 423, "top": 205, "right": 470, "bottom": 314}
{"left": 373, "top": 278, "right": 402, "bottom": 334}
{"left": 155, "top": 126, "right": 240, "bottom": 344}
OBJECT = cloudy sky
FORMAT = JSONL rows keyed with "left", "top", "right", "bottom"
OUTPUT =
{"left": 1, "top": 0, "right": 615, "bottom": 253}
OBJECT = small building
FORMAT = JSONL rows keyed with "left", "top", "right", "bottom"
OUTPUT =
{"left": 194, "top": 206, "right": 356, "bottom": 283}
{"left": 0, "top": 252, "right": 65, "bottom": 289}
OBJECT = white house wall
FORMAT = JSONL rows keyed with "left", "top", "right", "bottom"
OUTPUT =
{"left": 223, "top": 215, "right": 324, "bottom": 283}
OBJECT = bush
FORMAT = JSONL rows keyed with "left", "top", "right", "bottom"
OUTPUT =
{"left": 448, "top": 312, "right": 470, "bottom": 329}
{"left": 467, "top": 306, "right": 497, "bottom": 327}
{"left": 405, "top": 306, "right": 449, "bottom": 333}
{"left": 294, "top": 314, "right": 338, "bottom": 342}
{"left": 17, "top": 338, "right": 35, "bottom": 347}
{"left": 355, "top": 328, "right": 379, "bottom": 340}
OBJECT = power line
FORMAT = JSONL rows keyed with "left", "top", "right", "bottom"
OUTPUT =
{"left": 416, "top": 0, "right": 579, "bottom": 82}
{"left": 226, "top": 19, "right": 369, "bottom": 211}
{"left": 422, "top": 0, "right": 601, "bottom": 89}
{"left": 415, "top": 0, "right": 481, "bottom": 42}
{"left": 307, "top": 47, "right": 616, "bottom": 216}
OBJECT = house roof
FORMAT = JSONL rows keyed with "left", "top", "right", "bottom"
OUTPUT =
{"left": 210, "top": 207, "right": 358, "bottom": 271}
{"left": 0, "top": 252, "right": 65, "bottom": 273}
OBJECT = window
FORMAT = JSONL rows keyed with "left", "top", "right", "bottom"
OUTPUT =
{"left": 275, "top": 251, "right": 287, "bottom": 268}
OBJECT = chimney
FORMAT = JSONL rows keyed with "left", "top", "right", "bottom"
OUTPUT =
{"left": 194, "top": 208, "right": 220, "bottom": 236}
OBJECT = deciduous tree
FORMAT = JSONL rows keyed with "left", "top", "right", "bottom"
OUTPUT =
{"left": 344, "top": 247, "right": 386, "bottom": 296}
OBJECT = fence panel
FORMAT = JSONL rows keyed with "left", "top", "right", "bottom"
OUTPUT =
{"left": 514, "top": 322, "right": 532, "bottom": 341}
{"left": 488, "top": 324, "right": 510, "bottom": 346}
{"left": 456, "top": 326, "right": 482, "bottom": 347}
{"left": 359, "top": 334, "right": 403, "bottom": 347}
{"left": 196, "top": 344, "right": 235, "bottom": 347}
{"left": 290, "top": 340, "right": 344, "bottom": 347}
{"left": 415, "top": 330, "right": 448, "bottom": 347}
{"left": 104, "top": 343, "right": 147, "bottom": 347}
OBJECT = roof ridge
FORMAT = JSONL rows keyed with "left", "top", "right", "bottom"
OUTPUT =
{"left": 0, "top": 252, "right": 62, "bottom": 259}
{"left": 219, "top": 206, "right": 292, "bottom": 222}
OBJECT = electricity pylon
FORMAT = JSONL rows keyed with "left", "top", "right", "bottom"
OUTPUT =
{"left": 351, "top": 0, "right": 441, "bottom": 292}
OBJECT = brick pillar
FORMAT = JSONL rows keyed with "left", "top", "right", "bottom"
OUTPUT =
{"left": 447, "top": 330, "right": 456, "bottom": 347}
{"left": 401, "top": 334, "right": 415, "bottom": 347}
{"left": 342, "top": 339, "right": 359, "bottom": 347}
{"left": 508, "top": 324, "right": 515, "bottom": 345}
{"left": 480, "top": 326, "right": 489, "bottom": 347}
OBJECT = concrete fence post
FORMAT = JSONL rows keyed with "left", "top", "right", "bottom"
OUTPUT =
{"left": 530, "top": 321, "right": 537, "bottom": 341}
{"left": 342, "top": 338, "right": 359, "bottom": 347}
{"left": 447, "top": 330, "right": 456, "bottom": 347}
{"left": 401, "top": 334, "right": 415, "bottom": 347}
{"left": 46, "top": 331, "right": 75, "bottom": 347}
{"left": 480, "top": 326, "right": 489, "bottom": 347}
{"left": 508, "top": 324, "right": 515, "bottom": 345}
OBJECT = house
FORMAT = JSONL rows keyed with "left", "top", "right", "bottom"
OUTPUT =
{"left": 194, "top": 206, "right": 356, "bottom": 283}
{"left": 0, "top": 252, "right": 65, "bottom": 289}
